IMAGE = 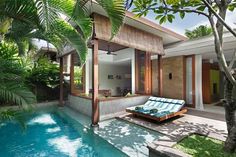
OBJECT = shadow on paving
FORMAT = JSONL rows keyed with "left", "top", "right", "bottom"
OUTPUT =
{"left": 187, "top": 108, "right": 225, "bottom": 122}
{"left": 122, "top": 113, "right": 227, "bottom": 142}
{"left": 95, "top": 119, "right": 162, "bottom": 157}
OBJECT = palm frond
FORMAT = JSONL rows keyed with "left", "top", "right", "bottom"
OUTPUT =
{"left": 73, "top": 0, "right": 90, "bottom": 18}
{"left": 34, "top": 0, "right": 60, "bottom": 31}
{"left": 72, "top": 0, "right": 92, "bottom": 39}
{"left": 0, "top": 0, "right": 40, "bottom": 27}
{"left": 0, "top": 109, "right": 18, "bottom": 121}
{"left": 53, "top": 19, "right": 88, "bottom": 64}
{"left": 73, "top": 18, "right": 93, "bottom": 40}
{"left": 47, "top": 0, "right": 75, "bottom": 16}
{"left": 5, "top": 20, "right": 37, "bottom": 56}
{"left": 0, "top": 59, "right": 25, "bottom": 76}
{"left": 0, "top": 82, "right": 36, "bottom": 110}
{"left": 96, "top": 0, "right": 125, "bottom": 39}
{"left": 0, "top": 109, "right": 27, "bottom": 129}
{"left": 0, "top": 73, "right": 22, "bottom": 81}
{"left": 29, "top": 30, "right": 65, "bottom": 52}
{"left": 47, "top": 0, "right": 93, "bottom": 40}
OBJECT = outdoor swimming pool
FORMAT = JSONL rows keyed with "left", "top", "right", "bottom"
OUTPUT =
{"left": 0, "top": 106, "right": 161, "bottom": 157}
{"left": 0, "top": 107, "right": 127, "bottom": 157}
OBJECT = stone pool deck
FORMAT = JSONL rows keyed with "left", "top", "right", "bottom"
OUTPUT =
{"left": 118, "top": 108, "right": 227, "bottom": 157}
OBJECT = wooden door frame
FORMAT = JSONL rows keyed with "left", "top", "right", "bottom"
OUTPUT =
{"left": 157, "top": 55, "right": 163, "bottom": 97}
{"left": 135, "top": 49, "right": 152, "bottom": 95}
{"left": 70, "top": 53, "right": 86, "bottom": 95}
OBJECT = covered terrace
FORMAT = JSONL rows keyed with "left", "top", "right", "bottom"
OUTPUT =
{"left": 57, "top": 3, "right": 186, "bottom": 126}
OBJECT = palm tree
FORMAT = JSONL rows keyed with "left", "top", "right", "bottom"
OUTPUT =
{"left": 0, "top": 0, "right": 125, "bottom": 121}
{"left": 185, "top": 25, "right": 212, "bottom": 39}
{"left": 0, "top": 42, "right": 36, "bottom": 123}
{"left": 0, "top": 0, "right": 125, "bottom": 62}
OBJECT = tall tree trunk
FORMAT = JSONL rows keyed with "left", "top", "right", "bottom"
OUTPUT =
{"left": 208, "top": 1, "right": 236, "bottom": 152}
{"left": 224, "top": 78, "right": 236, "bottom": 152}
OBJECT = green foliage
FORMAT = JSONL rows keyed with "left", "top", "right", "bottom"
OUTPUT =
{"left": 0, "top": 109, "right": 18, "bottom": 121}
{"left": 0, "top": 58, "right": 36, "bottom": 108}
{"left": 0, "top": 0, "right": 125, "bottom": 64}
{"left": 0, "top": 0, "right": 126, "bottom": 124}
{"left": 27, "top": 57, "right": 60, "bottom": 88}
{"left": 175, "top": 134, "right": 236, "bottom": 157}
{"left": 131, "top": 0, "right": 236, "bottom": 24}
{"left": 0, "top": 41, "right": 36, "bottom": 124}
{"left": 53, "top": 19, "right": 87, "bottom": 63}
{"left": 74, "top": 66, "right": 84, "bottom": 89}
{"left": 0, "top": 41, "right": 18, "bottom": 59}
{"left": 0, "top": 109, "right": 27, "bottom": 129}
{"left": 0, "top": 18, "right": 13, "bottom": 35}
{"left": 96, "top": 0, "right": 125, "bottom": 39}
{"left": 185, "top": 25, "right": 212, "bottom": 39}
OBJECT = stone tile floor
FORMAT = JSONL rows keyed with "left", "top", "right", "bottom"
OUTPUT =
{"left": 118, "top": 108, "right": 227, "bottom": 157}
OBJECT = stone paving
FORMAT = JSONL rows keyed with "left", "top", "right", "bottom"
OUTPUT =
{"left": 118, "top": 108, "right": 227, "bottom": 157}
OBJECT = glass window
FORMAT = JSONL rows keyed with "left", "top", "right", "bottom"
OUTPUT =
{"left": 136, "top": 50, "right": 146, "bottom": 93}
{"left": 71, "top": 53, "right": 85, "bottom": 94}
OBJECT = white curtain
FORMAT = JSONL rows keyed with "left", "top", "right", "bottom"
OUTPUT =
{"left": 195, "top": 55, "right": 204, "bottom": 110}
{"left": 186, "top": 57, "right": 193, "bottom": 104}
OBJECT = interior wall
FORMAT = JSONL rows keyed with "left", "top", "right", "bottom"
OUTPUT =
{"left": 114, "top": 48, "right": 135, "bottom": 94}
{"left": 98, "top": 63, "right": 131, "bottom": 96}
{"left": 210, "top": 69, "right": 220, "bottom": 101}
{"left": 202, "top": 61, "right": 221, "bottom": 104}
{"left": 86, "top": 48, "right": 134, "bottom": 96}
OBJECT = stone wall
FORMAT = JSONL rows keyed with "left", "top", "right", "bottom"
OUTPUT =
{"left": 68, "top": 95, "right": 92, "bottom": 117}
{"left": 152, "top": 56, "right": 185, "bottom": 100}
{"left": 68, "top": 94, "right": 149, "bottom": 121}
{"left": 162, "top": 56, "right": 184, "bottom": 99}
{"left": 99, "top": 95, "right": 149, "bottom": 120}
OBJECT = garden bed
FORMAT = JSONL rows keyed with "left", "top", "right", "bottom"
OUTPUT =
{"left": 174, "top": 134, "right": 236, "bottom": 157}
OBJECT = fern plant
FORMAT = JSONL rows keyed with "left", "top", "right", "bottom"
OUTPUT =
{"left": 0, "top": 56, "right": 36, "bottom": 123}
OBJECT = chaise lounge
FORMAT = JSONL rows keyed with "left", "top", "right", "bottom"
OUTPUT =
{"left": 126, "top": 96, "right": 187, "bottom": 122}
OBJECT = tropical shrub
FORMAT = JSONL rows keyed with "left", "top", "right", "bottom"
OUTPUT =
{"left": 0, "top": 58, "right": 36, "bottom": 107}
{"left": 0, "top": 40, "right": 36, "bottom": 124}
{"left": 27, "top": 57, "right": 60, "bottom": 88}
{"left": 0, "top": 41, "right": 18, "bottom": 59}
{"left": 185, "top": 25, "right": 212, "bottom": 39}
{"left": 74, "top": 66, "right": 84, "bottom": 89}
{"left": 25, "top": 57, "right": 59, "bottom": 101}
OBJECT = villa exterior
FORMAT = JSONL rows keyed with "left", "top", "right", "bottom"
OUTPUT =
{"left": 57, "top": 2, "right": 236, "bottom": 126}
{"left": 58, "top": 3, "right": 186, "bottom": 125}
{"left": 57, "top": 4, "right": 236, "bottom": 125}
{"left": 164, "top": 31, "right": 236, "bottom": 110}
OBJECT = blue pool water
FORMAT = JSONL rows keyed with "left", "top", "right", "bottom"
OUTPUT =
{"left": 0, "top": 108, "right": 127, "bottom": 157}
